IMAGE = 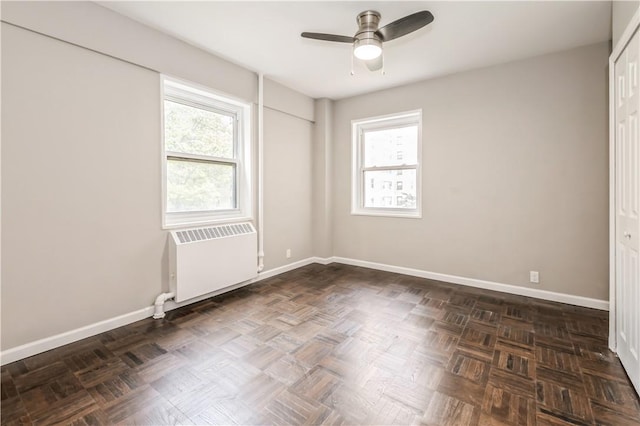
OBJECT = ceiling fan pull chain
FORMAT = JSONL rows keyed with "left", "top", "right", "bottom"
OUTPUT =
{"left": 381, "top": 52, "right": 385, "bottom": 75}
{"left": 350, "top": 45, "right": 355, "bottom": 76}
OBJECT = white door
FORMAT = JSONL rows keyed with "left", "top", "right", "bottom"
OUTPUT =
{"left": 615, "top": 27, "right": 640, "bottom": 395}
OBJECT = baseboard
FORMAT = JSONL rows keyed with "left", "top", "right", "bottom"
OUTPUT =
{"left": 0, "top": 257, "right": 320, "bottom": 365}
{"left": 2, "top": 255, "right": 609, "bottom": 365}
{"left": 0, "top": 306, "right": 155, "bottom": 365}
{"left": 159, "top": 257, "right": 324, "bottom": 314}
{"left": 330, "top": 256, "right": 609, "bottom": 311}
{"left": 310, "top": 256, "right": 333, "bottom": 265}
{"left": 255, "top": 257, "right": 323, "bottom": 280}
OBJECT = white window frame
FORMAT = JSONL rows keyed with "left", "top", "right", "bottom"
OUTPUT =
{"left": 161, "top": 76, "right": 252, "bottom": 229}
{"left": 351, "top": 110, "right": 422, "bottom": 218}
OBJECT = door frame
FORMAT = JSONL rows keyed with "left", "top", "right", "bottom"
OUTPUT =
{"left": 609, "top": 8, "right": 640, "bottom": 351}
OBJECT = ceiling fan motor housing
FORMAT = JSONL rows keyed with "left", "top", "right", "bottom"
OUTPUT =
{"left": 355, "top": 10, "right": 382, "bottom": 44}
{"left": 354, "top": 10, "right": 383, "bottom": 60}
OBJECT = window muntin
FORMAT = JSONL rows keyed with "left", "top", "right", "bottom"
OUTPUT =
{"left": 162, "top": 77, "right": 251, "bottom": 227}
{"left": 352, "top": 111, "right": 422, "bottom": 218}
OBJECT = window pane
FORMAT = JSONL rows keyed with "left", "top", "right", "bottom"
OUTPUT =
{"left": 364, "top": 125, "right": 417, "bottom": 167}
{"left": 164, "top": 100, "right": 234, "bottom": 158}
{"left": 167, "top": 160, "right": 235, "bottom": 212}
{"left": 364, "top": 169, "right": 416, "bottom": 209}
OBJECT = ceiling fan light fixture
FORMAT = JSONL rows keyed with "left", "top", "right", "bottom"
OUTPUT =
{"left": 353, "top": 38, "right": 382, "bottom": 60}
{"left": 301, "top": 9, "right": 434, "bottom": 70}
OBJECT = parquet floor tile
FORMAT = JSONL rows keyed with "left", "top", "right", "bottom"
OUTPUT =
{"left": 1, "top": 263, "right": 639, "bottom": 425}
{"left": 482, "top": 384, "right": 536, "bottom": 426}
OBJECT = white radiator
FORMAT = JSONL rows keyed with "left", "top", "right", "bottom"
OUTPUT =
{"left": 168, "top": 222, "right": 258, "bottom": 303}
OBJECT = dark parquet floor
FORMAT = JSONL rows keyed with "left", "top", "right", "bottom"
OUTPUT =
{"left": 2, "top": 264, "right": 639, "bottom": 425}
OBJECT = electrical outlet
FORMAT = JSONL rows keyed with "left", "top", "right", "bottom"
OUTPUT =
{"left": 286, "top": 249, "right": 291, "bottom": 259}
{"left": 530, "top": 271, "right": 539, "bottom": 284}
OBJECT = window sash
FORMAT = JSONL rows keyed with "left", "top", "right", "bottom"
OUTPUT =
{"left": 351, "top": 110, "right": 422, "bottom": 218}
{"left": 358, "top": 131, "right": 418, "bottom": 211}
{"left": 360, "top": 166, "right": 418, "bottom": 210}
{"left": 162, "top": 76, "right": 251, "bottom": 228}
{"left": 165, "top": 157, "right": 238, "bottom": 213}
{"left": 360, "top": 125, "right": 417, "bottom": 168}
{"left": 360, "top": 164, "right": 417, "bottom": 172}
{"left": 166, "top": 151, "right": 238, "bottom": 166}
{"left": 164, "top": 80, "right": 246, "bottom": 117}
{"left": 164, "top": 96, "right": 239, "bottom": 120}
{"left": 165, "top": 152, "right": 240, "bottom": 212}
{"left": 164, "top": 99, "right": 238, "bottom": 160}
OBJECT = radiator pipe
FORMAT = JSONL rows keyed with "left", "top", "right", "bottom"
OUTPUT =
{"left": 257, "top": 72, "right": 265, "bottom": 272}
{"left": 152, "top": 292, "right": 175, "bottom": 319}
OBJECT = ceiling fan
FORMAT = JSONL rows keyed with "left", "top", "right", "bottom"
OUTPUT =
{"left": 301, "top": 10, "right": 434, "bottom": 72}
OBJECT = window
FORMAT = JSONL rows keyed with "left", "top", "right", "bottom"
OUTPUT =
{"left": 351, "top": 110, "right": 421, "bottom": 218}
{"left": 162, "top": 77, "right": 251, "bottom": 227}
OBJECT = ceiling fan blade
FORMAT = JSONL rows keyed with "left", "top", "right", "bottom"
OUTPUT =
{"left": 365, "top": 55, "right": 383, "bottom": 71}
{"left": 376, "top": 11, "right": 434, "bottom": 42}
{"left": 301, "top": 32, "right": 356, "bottom": 43}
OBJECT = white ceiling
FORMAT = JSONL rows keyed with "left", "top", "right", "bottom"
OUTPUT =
{"left": 100, "top": 1, "right": 612, "bottom": 100}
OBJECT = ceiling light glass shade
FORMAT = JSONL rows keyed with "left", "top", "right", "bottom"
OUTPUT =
{"left": 354, "top": 38, "right": 382, "bottom": 60}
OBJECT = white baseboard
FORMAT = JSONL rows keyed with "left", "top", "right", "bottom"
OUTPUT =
{"left": 0, "top": 306, "right": 155, "bottom": 366}
{"left": 1, "top": 255, "right": 609, "bottom": 365}
{"left": 0, "top": 257, "right": 320, "bottom": 365}
{"left": 310, "top": 256, "right": 333, "bottom": 265}
{"left": 330, "top": 256, "right": 609, "bottom": 311}
{"left": 158, "top": 257, "right": 322, "bottom": 314}
{"left": 255, "top": 257, "right": 323, "bottom": 280}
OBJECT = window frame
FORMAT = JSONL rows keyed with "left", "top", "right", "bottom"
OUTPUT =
{"left": 161, "top": 76, "right": 252, "bottom": 229}
{"left": 351, "top": 110, "right": 422, "bottom": 218}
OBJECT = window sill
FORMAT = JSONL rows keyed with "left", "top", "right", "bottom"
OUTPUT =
{"left": 162, "top": 215, "right": 253, "bottom": 230}
{"left": 350, "top": 209, "right": 422, "bottom": 219}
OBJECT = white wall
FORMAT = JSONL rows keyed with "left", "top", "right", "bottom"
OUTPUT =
{"left": 263, "top": 108, "right": 313, "bottom": 269}
{"left": 331, "top": 42, "right": 610, "bottom": 300}
{"left": 1, "top": 23, "right": 164, "bottom": 349}
{"left": 1, "top": 1, "right": 257, "bottom": 102}
{"left": 612, "top": 1, "right": 640, "bottom": 48}
{"left": 312, "top": 99, "right": 334, "bottom": 258}
{"left": 1, "top": 3, "right": 315, "bottom": 352}
{"left": 262, "top": 79, "right": 315, "bottom": 270}
{"left": 264, "top": 78, "right": 314, "bottom": 122}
